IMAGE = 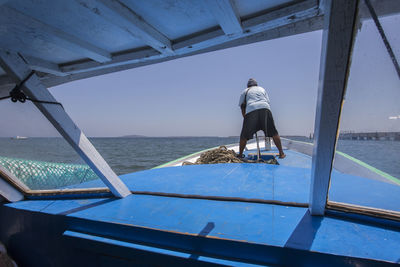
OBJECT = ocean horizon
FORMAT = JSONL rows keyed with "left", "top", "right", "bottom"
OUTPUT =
{"left": 0, "top": 136, "right": 399, "bottom": 179}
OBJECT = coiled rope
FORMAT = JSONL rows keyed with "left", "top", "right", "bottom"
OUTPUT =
{"left": 182, "top": 146, "right": 278, "bottom": 165}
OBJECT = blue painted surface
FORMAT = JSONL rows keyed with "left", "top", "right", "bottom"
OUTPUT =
{"left": 6, "top": 198, "right": 109, "bottom": 214}
{"left": 119, "top": 163, "right": 310, "bottom": 203}
{"left": 63, "top": 194, "right": 400, "bottom": 263}
{"left": 68, "top": 194, "right": 307, "bottom": 247}
{"left": 310, "top": 215, "right": 400, "bottom": 262}
{"left": 3, "top": 148, "right": 400, "bottom": 265}
{"left": 244, "top": 148, "right": 312, "bottom": 170}
{"left": 330, "top": 171, "right": 400, "bottom": 212}
{"left": 64, "top": 230, "right": 267, "bottom": 267}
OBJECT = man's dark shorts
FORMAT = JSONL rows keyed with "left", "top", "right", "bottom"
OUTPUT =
{"left": 240, "top": 108, "right": 278, "bottom": 140}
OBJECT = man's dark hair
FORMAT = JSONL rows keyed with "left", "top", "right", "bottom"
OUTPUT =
{"left": 247, "top": 78, "right": 258, "bottom": 87}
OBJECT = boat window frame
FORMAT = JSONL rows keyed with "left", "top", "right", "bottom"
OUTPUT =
{"left": 0, "top": 165, "right": 112, "bottom": 200}
{"left": 0, "top": 51, "right": 131, "bottom": 199}
{"left": 311, "top": 0, "right": 400, "bottom": 222}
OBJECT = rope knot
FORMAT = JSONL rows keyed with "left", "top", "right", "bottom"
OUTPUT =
{"left": 10, "top": 87, "right": 27, "bottom": 103}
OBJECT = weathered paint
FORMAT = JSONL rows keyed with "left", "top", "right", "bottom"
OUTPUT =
{"left": 310, "top": 0, "right": 358, "bottom": 215}
{"left": 2, "top": 192, "right": 400, "bottom": 266}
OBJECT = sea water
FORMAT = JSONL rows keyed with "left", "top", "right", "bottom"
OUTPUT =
{"left": 0, "top": 137, "right": 399, "bottom": 179}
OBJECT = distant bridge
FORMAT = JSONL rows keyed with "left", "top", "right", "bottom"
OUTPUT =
{"left": 339, "top": 132, "right": 400, "bottom": 141}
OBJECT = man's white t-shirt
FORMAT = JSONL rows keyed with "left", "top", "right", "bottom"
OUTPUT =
{"left": 238, "top": 86, "right": 271, "bottom": 115}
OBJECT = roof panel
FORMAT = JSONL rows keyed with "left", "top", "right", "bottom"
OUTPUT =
{"left": 0, "top": 11, "right": 83, "bottom": 63}
{"left": 117, "top": 0, "right": 218, "bottom": 40}
{"left": 6, "top": 0, "right": 146, "bottom": 56}
{"left": 234, "top": 0, "right": 295, "bottom": 18}
{"left": 0, "top": 0, "right": 327, "bottom": 85}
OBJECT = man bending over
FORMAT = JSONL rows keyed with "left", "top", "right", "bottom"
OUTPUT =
{"left": 238, "top": 78, "right": 285, "bottom": 159}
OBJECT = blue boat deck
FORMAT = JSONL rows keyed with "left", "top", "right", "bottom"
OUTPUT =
{"left": 3, "top": 148, "right": 400, "bottom": 265}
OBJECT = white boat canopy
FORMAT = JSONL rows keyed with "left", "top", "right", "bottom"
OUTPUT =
{"left": 0, "top": 0, "right": 399, "bottom": 218}
{"left": 0, "top": 0, "right": 397, "bottom": 90}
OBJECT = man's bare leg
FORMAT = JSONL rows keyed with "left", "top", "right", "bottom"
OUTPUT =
{"left": 272, "top": 135, "right": 286, "bottom": 158}
{"left": 238, "top": 138, "right": 247, "bottom": 157}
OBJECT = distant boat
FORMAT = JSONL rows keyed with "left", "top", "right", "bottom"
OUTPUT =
{"left": 11, "top": 136, "right": 28, "bottom": 140}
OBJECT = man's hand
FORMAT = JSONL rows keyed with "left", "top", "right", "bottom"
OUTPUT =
{"left": 241, "top": 106, "right": 246, "bottom": 118}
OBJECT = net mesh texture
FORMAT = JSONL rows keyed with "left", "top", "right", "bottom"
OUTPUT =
{"left": 0, "top": 156, "right": 98, "bottom": 190}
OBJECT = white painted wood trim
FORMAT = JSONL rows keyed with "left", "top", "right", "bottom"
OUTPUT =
{"left": 24, "top": 55, "right": 67, "bottom": 77}
{"left": 0, "top": 51, "right": 131, "bottom": 198}
{"left": 60, "top": 0, "right": 319, "bottom": 74}
{"left": 94, "top": 0, "right": 174, "bottom": 55}
{"left": 43, "top": 14, "right": 323, "bottom": 87}
{"left": 0, "top": 166, "right": 25, "bottom": 202}
{"left": 203, "top": 0, "right": 242, "bottom": 35}
{"left": 1, "top": 6, "right": 112, "bottom": 63}
{"left": 309, "top": 0, "right": 358, "bottom": 215}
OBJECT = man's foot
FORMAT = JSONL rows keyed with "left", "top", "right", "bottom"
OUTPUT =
{"left": 278, "top": 153, "right": 286, "bottom": 159}
{"left": 236, "top": 154, "right": 245, "bottom": 158}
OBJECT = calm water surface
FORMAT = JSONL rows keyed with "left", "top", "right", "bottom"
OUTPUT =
{"left": 0, "top": 137, "right": 399, "bottom": 178}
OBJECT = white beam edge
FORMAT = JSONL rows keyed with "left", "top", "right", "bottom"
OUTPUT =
{"left": 24, "top": 55, "right": 68, "bottom": 76}
{"left": 318, "top": 0, "right": 328, "bottom": 14}
{"left": 94, "top": 0, "right": 174, "bottom": 55}
{"left": 42, "top": 15, "right": 323, "bottom": 87}
{"left": 203, "top": 0, "right": 242, "bottom": 35}
{"left": 0, "top": 51, "right": 131, "bottom": 198}
{"left": 309, "top": 0, "right": 358, "bottom": 215}
{"left": 241, "top": 0, "right": 318, "bottom": 32}
{"left": 61, "top": 0, "right": 319, "bottom": 74}
{"left": 3, "top": 6, "right": 112, "bottom": 63}
{"left": 0, "top": 166, "right": 25, "bottom": 202}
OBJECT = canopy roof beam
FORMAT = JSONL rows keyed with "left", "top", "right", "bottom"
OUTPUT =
{"left": 309, "top": 0, "right": 358, "bottom": 215}
{"left": 60, "top": 0, "right": 319, "bottom": 74}
{"left": 0, "top": 50, "right": 131, "bottom": 198}
{"left": 203, "top": 0, "right": 242, "bottom": 35}
{"left": 1, "top": 6, "right": 112, "bottom": 63}
{"left": 23, "top": 55, "right": 67, "bottom": 77}
{"left": 92, "top": 0, "right": 174, "bottom": 55}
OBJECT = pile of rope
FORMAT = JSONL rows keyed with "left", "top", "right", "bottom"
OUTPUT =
{"left": 182, "top": 146, "right": 278, "bottom": 166}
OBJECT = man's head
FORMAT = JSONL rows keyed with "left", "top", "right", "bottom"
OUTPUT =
{"left": 247, "top": 78, "right": 258, "bottom": 87}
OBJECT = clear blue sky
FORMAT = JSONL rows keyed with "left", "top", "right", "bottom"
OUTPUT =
{"left": 0, "top": 15, "right": 398, "bottom": 137}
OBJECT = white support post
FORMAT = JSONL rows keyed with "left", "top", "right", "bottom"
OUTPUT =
{"left": 309, "top": 0, "right": 358, "bottom": 215}
{"left": 0, "top": 51, "right": 131, "bottom": 198}
{"left": 203, "top": 0, "right": 242, "bottom": 35}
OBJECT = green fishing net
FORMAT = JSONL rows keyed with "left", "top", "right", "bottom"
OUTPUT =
{"left": 0, "top": 156, "right": 98, "bottom": 190}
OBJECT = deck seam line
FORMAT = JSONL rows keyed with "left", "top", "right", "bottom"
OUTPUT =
{"left": 130, "top": 191, "right": 308, "bottom": 208}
